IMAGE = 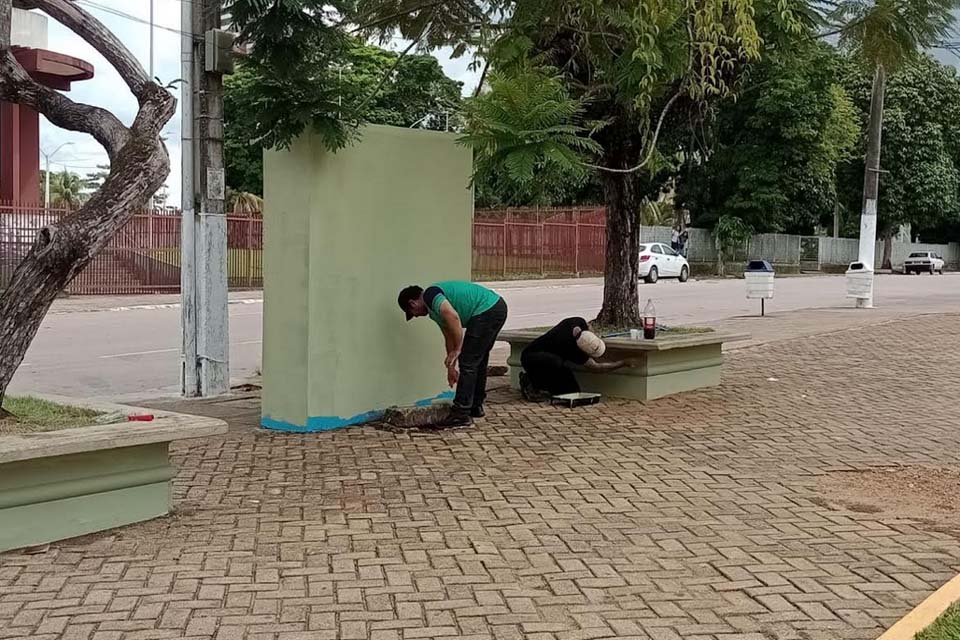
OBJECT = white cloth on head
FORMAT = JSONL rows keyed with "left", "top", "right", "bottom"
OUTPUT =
{"left": 576, "top": 330, "right": 606, "bottom": 359}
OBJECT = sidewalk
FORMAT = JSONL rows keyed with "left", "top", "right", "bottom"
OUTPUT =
{"left": 48, "top": 290, "right": 263, "bottom": 314}
{"left": 3, "top": 311, "right": 959, "bottom": 640}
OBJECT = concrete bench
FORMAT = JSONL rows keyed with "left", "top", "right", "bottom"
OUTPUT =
{"left": 500, "top": 329, "right": 749, "bottom": 402}
{"left": 0, "top": 397, "right": 226, "bottom": 552}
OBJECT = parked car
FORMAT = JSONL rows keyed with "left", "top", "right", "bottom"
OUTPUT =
{"left": 903, "top": 251, "right": 945, "bottom": 275}
{"left": 639, "top": 242, "right": 690, "bottom": 283}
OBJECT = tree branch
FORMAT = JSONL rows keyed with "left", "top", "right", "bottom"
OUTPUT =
{"left": 582, "top": 90, "right": 683, "bottom": 174}
{"left": 473, "top": 57, "right": 490, "bottom": 96}
{"left": 0, "top": 49, "right": 130, "bottom": 156}
{"left": 354, "top": 19, "right": 432, "bottom": 114}
{"left": 349, "top": 1, "right": 444, "bottom": 33}
{"left": 14, "top": 0, "right": 151, "bottom": 100}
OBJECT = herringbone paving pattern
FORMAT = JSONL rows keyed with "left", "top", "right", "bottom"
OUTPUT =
{"left": 2, "top": 315, "right": 959, "bottom": 639}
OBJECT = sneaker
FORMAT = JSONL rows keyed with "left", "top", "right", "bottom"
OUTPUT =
{"left": 519, "top": 372, "right": 536, "bottom": 400}
{"left": 470, "top": 406, "right": 485, "bottom": 419}
{"left": 438, "top": 410, "right": 473, "bottom": 429}
{"left": 519, "top": 372, "right": 550, "bottom": 402}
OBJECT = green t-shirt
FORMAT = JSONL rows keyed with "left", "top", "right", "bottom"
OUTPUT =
{"left": 423, "top": 281, "right": 501, "bottom": 326}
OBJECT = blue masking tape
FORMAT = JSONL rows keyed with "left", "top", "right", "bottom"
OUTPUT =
{"left": 261, "top": 390, "right": 455, "bottom": 433}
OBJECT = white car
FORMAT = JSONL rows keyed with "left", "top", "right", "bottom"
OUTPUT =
{"left": 639, "top": 242, "right": 690, "bottom": 283}
{"left": 903, "top": 251, "right": 945, "bottom": 275}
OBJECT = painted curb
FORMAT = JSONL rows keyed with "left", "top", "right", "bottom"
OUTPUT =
{"left": 877, "top": 574, "right": 960, "bottom": 640}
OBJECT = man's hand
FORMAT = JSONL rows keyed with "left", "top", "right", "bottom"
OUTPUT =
{"left": 444, "top": 350, "right": 460, "bottom": 369}
{"left": 447, "top": 365, "right": 459, "bottom": 388}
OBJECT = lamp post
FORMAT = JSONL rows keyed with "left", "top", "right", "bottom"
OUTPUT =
{"left": 40, "top": 141, "right": 74, "bottom": 208}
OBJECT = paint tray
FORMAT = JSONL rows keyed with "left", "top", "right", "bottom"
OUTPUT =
{"left": 550, "top": 392, "right": 602, "bottom": 408}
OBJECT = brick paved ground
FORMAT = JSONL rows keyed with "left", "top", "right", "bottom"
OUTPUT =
{"left": 2, "top": 314, "right": 959, "bottom": 640}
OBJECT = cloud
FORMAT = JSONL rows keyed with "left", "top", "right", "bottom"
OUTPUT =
{"left": 38, "top": 1, "right": 481, "bottom": 206}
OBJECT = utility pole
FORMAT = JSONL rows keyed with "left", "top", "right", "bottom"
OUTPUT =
{"left": 148, "top": 0, "right": 154, "bottom": 211}
{"left": 181, "top": 0, "right": 231, "bottom": 396}
{"left": 856, "top": 64, "right": 886, "bottom": 309}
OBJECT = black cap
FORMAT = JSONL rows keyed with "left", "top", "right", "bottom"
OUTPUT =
{"left": 397, "top": 285, "right": 423, "bottom": 321}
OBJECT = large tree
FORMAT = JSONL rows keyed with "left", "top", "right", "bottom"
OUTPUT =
{"left": 0, "top": 0, "right": 175, "bottom": 410}
{"left": 446, "top": 0, "right": 778, "bottom": 325}
{"left": 224, "top": 38, "right": 463, "bottom": 195}
{"left": 676, "top": 43, "right": 860, "bottom": 234}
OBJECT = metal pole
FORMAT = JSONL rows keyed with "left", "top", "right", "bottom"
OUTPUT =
{"left": 180, "top": 0, "right": 199, "bottom": 395}
{"left": 43, "top": 154, "right": 50, "bottom": 208}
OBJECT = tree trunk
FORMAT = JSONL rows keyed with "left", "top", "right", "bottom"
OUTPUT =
{"left": 0, "top": 127, "right": 172, "bottom": 405}
{"left": 595, "top": 169, "right": 642, "bottom": 327}
{"left": 0, "top": 0, "right": 177, "bottom": 406}
{"left": 881, "top": 229, "right": 893, "bottom": 270}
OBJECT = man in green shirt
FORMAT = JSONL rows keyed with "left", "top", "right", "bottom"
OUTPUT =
{"left": 398, "top": 281, "right": 508, "bottom": 427}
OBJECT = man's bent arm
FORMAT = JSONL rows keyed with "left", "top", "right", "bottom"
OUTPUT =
{"left": 584, "top": 358, "right": 629, "bottom": 372}
{"left": 439, "top": 301, "right": 464, "bottom": 363}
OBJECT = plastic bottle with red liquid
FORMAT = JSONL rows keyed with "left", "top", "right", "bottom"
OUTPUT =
{"left": 642, "top": 298, "right": 657, "bottom": 339}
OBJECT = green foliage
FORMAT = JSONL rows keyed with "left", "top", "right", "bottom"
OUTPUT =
{"left": 460, "top": 66, "right": 601, "bottom": 205}
{"left": 224, "top": 38, "right": 463, "bottom": 195}
{"left": 837, "top": 54, "right": 960, "bottom": 238}
{"left": 713, "top": 214, "right": 752, "bottom": 275}
{"left": 677, "top": 44, "right": 860, "bottom": 234}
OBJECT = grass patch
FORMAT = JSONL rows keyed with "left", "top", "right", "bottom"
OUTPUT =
{"left": 916, "top": 602, "right": 960, "bottom": 640}
{"left": 0, "top": 396, "right": 101, "bottom": 435}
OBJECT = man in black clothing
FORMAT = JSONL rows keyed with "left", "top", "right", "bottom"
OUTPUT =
{"left": 519, "top": 317, "right": 632, "bottom": 399}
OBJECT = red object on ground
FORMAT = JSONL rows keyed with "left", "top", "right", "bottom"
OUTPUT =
{"left": 127, "top": 414, "right": 155, "bottom": 422}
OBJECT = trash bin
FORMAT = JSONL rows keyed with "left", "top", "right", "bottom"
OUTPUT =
{"left": 744, "top": 259, "right": 774, "bottom": 315}
{"left": 845, "top": 261, "right": 873, "bottom": 302}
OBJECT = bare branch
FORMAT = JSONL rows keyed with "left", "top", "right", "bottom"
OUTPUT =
{"left": 0, "top": 49, "right": 130, "bottom": 156}
{"left": 473, "top": 58, "right": 490, "bottom": 96}
{"left": 14, "top": 0, "right": 151, "bottom": 99}
{"left": 354, "top": 18, "right": 432, "bottom": 114}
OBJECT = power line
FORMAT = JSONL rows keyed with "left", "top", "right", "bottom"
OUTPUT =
{"left": 76, "top": 0, "right": 195, "bottom": 38}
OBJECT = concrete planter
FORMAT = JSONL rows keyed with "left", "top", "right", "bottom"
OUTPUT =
{"left": 0, "top": 397, "right": 226, "bottom": 553}
{"left": 500, "top": 330, "right": 749, "bottom": 402}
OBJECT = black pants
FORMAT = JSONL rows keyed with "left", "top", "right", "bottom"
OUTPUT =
{"left": 454, "top": 298, "right": 508, "bottom": 412}
{"left": 520, "top": 351, "right": 580, "bottom": 395}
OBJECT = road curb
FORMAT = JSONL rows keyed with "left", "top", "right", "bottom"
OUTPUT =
{"left": 876, "top": 574, "right": 960, "bottom": 640}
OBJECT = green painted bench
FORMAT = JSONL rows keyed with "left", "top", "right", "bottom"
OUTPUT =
{"left": 0, "top": 398, "right": 226, "bottom": 553}
{"left": 500, "top": 329, "right": 749, "bottom": 402}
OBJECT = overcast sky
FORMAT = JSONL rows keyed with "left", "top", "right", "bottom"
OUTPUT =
{"left": 38, "top": 0, "right": 481, "bottom": 204}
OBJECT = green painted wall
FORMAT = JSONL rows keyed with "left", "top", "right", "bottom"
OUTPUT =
{"left": 262, "top": 125, "right": 473, "bottom": 431}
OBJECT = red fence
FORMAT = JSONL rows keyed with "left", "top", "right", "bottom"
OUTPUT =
{"left": 1, "top": 202, "right": 605, "bottom": 294}
{"left": 473, "top": 206, "right": 606, "bottom": 279}
{"left": 0, "top": 201, "right": 262, "bottom": 295}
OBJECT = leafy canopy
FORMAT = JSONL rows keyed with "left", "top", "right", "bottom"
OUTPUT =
{"left": 224, "top": 37, "right": 463, "bottom": 194}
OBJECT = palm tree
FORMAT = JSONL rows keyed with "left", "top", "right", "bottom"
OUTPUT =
{"left": 229, "top": 191, "right": 264, "bottom": 215}
{"left": 50, "top": 170, "right": 85, "bottom": 209}
{"left": 828, "top": 0, "right": 957, "bottom": 305}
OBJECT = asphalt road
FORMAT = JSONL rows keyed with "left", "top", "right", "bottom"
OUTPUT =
{"left": 8, "top": 273, "right": 958, "bottom": 399}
